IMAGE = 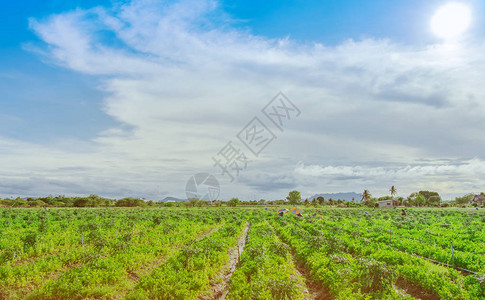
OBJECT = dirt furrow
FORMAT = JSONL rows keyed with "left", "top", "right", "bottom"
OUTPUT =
{"left": 293, "top": 257, "right": 332, "bottom": 300}
{"left": 271, "top": 223, "right": 332, "bottom": 300}
{"left": 198, "top": 222, "right": 250, "bottom": 300}
{"left": 394, "top": 277, "right": 440, "bottom": 300}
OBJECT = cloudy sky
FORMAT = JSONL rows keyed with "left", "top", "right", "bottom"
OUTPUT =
{"left": 1, "top": 0, "right": 485, "bottom": 201}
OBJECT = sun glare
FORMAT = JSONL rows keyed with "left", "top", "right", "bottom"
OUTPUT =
{"left": 431, "top": 3, "right": 471, "bottom": 40}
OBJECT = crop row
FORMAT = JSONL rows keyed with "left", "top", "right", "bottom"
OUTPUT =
{"left": 313, "top": 209, "right": 485, "bottom": 272}
{"left": 0, "top": 208, "right": 245, "bottom": 298}
{"left": 226, "top": 219, "right": 309, "bottom": 299}
{"left": 272, "top": 214, "right": 485, "bottom": 299}
{"left": 127, "top": 219, "right": 247, "bottom": 299}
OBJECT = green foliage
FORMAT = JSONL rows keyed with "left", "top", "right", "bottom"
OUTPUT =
{"left": 455, "top": 193, "right": 474, "bottom": 205}
{"left": 361, "top": 190, "right": 374, "bottom": 207}
{"left": 286, "top": 190, "right": 301, "bottom": 205}
{"left": 227, "top": 221, "right": 307, "bottom": 299}
{"left": 115, "top": 198, "right": 147, "bottom": 207}
{"left": 407, "top": 191, "right": 442, "bottom": 207}
{"left": 22, "top": 232, "right": 39, "bottom": 249}
{"left": 227, "top": 197, "right": 240, "bottom": 207}
{"left": 0, "top": 207, "right": 483, "bottom": 299}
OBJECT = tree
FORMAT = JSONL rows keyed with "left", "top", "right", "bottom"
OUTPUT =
{"left": 115, "top": 198, "right": 147, "bottom": 207}
{"left": 73, "top": 198, "right": 90, "bottom": 207}
{"left": 188, "top": 198, "right": 202, "bottom": 207}
{"left": 407, "top": 192, "right": 426, "bottom": 207}
{"left": 361, "top": 190, "right": 372, "bottom": 205}
{"left": 28, "top": 200, "right": 46, "bottom": 207}
{"left": 227, "top": 197, "right": 240, "bottom": 207}
{"left": 311, "top": 198, "right": 317, "bottom": 207}
{"left": 455, "top": 193, "right": 473, "bottom": 206}
{"left": 12, "top": 198, "right": 28, "bottom": 207}
{"left": 415, "top": 194, "right": 426, "bottom": 207}
{"left": 418, "top": 191, "right": 441, "bottom": 206}
{"left": 407, "top": 192, "right": 418, "bottom": 206}
{"left": 286, "top": 191, "right": 301, "bottom": 205}
{"left": 390, "top": 186, "right": 397, "bottom": 198}
{"left": 428, "top": 196, "right": 441, "bottom": 207}
{"left": 303, "top": 198, "right": 310, "bottom": 207}
{"left": 317, "top": 196, "right": 325, "bottom": 205}
{"left": 408, "top": 191, "right": 442, "bottom": 207}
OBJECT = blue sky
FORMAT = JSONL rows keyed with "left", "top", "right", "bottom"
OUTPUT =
{"left": 1, "top": 0, "right": 485, "bottom": 200}
{"left": 1, "top": 0, "right": 482, "bottom": 143}
{"left": 0, "top": 0, "right": 115, "bottom": 142}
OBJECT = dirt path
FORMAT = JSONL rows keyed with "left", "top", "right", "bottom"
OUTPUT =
{"left": 198, "top": 222, "right": 250, "bottom": 300}
{"left": 394, "top": 277, "right": 440, "bottom": 300}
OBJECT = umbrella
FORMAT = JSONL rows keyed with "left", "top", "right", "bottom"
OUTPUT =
{"left": 290, "top": 207, "right": 303, "bottom": 215}
{"left": 278, "top": 208, "right": 289, "bottom": 213}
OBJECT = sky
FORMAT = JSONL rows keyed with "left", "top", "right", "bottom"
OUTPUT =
{"left": 1, "top": 0, "right": 485, "bottom": 201}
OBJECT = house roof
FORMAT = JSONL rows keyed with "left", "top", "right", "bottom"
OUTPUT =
{"left": 378, "top": 200, "right": 393, "bottom": 203}
{"left": 472, "top": 195, "right": 485, "bottom": 202}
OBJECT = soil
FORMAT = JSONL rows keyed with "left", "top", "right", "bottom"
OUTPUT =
{"left": 394, "top": 277, "right": 440, "bottom": 300}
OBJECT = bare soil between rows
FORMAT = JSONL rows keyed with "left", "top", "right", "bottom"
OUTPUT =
{"left": 199, "top": 222, "right": 250, "bottom": 300}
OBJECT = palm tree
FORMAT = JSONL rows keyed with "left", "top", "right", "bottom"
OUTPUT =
{"left": 361, "top": 190, "right": 372, "bottom": 205}
{"left": 390, "top": 186, "right": 397, "bottom": 198}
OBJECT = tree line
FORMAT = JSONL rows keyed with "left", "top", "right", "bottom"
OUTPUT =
{"left": 1, "top": 189, "right": 483, "bottom": 208}
{"left": 0, "top": 195, "right": 148, "bottom": 207}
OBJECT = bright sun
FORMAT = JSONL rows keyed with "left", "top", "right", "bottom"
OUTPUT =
{"left": 431, "top": 3, "right": 471, "bottom": 39}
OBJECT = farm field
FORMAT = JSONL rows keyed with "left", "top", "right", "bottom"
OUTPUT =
{"left": 0, "top": 207, "right": 484, "bottom": 299}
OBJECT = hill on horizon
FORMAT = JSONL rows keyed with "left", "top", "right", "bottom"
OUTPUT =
{"left": 309, "top": 192, "right": 362, "bottom": 203}
{"left": 158, "top": 196, "right": 186, "bottom": 202}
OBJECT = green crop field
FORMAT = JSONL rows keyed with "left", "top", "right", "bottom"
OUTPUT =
{"left": 0, "top": 207, "right": 484, "bottom": 299}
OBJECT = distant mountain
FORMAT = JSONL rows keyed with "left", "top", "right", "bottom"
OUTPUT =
{"left": 159, "top": 196, "right": 186, "bottom": 203}
{"left": 309, "top": 192, "right": 362, "bottom": 203}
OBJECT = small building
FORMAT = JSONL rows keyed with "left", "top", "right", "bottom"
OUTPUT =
{"left": 378, "top": 200, "right": 394, "bottom": 208}
{"left": 470, "top": 195, "right": 485, "bottom": 205}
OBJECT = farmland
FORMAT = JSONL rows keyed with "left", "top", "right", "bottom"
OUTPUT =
{"left": 0, "top": 207, "right": 484, "bottom": 299}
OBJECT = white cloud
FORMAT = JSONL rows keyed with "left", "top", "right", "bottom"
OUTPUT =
{"left": 294, "top": 158, "right": 485, "bottom": 179}
{"left": 2, "top": 0, "right": 485, "bottom": 199}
